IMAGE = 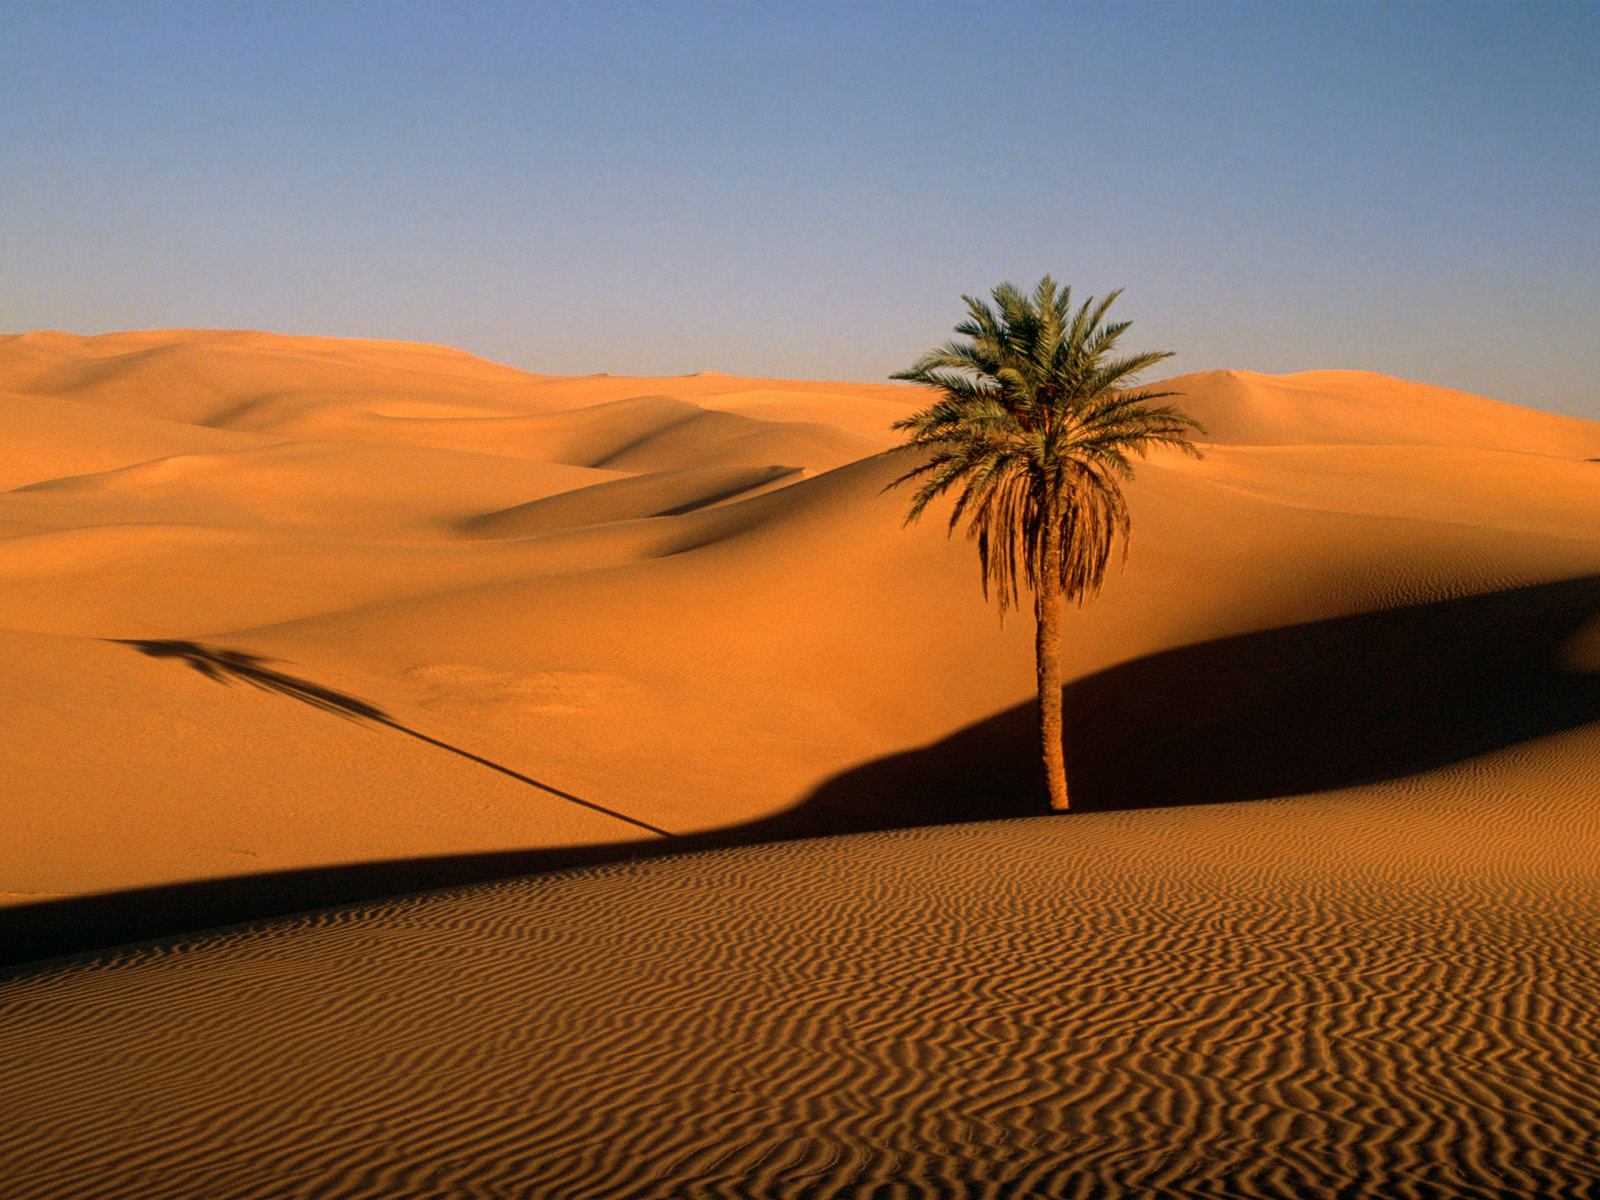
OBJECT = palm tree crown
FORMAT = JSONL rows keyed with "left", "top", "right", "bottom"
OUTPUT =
{"left": 890, "top": 276, "right": 1202, "bottom": 615}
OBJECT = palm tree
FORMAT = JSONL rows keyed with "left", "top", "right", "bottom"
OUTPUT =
{"left": 889, "top": 277, "right": 1203, "bottom": 811}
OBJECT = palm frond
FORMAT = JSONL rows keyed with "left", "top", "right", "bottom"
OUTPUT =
{"left": 889, "top": 277, "right": 1202, "bottom": 611}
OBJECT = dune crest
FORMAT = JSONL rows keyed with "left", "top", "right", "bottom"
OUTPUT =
{"left": 1166, "top": 367, "right": 1600, "bottom": 454}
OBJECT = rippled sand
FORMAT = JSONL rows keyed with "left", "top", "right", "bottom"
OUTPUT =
{"left": 5, "top": 751, "right": 1599, "bottom": 1197}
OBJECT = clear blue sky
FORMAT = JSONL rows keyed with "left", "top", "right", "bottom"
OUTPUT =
{"left": 4, "top": 1, "right": 1597, "bottom": 417}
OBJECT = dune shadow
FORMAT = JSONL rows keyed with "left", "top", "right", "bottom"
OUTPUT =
{"left": 0, "top": 840, "right": 697, "bottom": 975}
{"left": 804, "top": 574, "right": 1600, "bottom": 815}
{"left": 5, "top": 578, "right": 1598, "bottom": 971}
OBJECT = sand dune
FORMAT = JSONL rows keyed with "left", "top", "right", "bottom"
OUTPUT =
{"left": 2, "top": 764, "right": 1596, "bottom": 1197}
{"left": 14, "top": 441, "right": 610, "bottom": 534}
{"left": 1, "top": 330, "right": 1598, "bottom": 1196}
{"left": 0, "top": 326, "right": 1594, "bottom": 913}
{"left": 1166, "top": 367, "right": 1600, "bottom": 454}
{"left": 462, "top": 464, "right": 806, "bottom": 538}
{"left": 0, "top": 389, "right": 262, "bottom": 492}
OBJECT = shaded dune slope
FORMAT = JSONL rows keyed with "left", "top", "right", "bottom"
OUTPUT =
{"left": 812, "top": 574, "right": 1600, "bottom": 816}
{"left": 461, "top": 464, "right": 806, "bottom": 538}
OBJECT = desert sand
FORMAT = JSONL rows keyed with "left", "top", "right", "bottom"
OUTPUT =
{"left": 1, "top": 330, "right": 1598, "bottom": 1196}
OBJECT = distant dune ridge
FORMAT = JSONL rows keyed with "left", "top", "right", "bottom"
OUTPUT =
{"left": 1, "top": 329, "right": 1598, "bottom": 1196}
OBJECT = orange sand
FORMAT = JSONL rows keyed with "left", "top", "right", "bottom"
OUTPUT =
{"left": 1, "top": 330, "right": 1597, "bottom": 1196}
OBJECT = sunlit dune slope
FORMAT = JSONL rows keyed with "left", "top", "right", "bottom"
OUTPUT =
{"left": 1166, "top": 367, "right": 1600, "bottom": 454}
{"left": 0, "top": 389, "right": 260, "bottom": 494}
{"left": 0, "top": 329, "right": 1596, "bottom": 909}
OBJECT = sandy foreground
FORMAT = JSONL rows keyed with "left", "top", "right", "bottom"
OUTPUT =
{"left": 1, "top": 330, "right": 1598, "bottom": 1196}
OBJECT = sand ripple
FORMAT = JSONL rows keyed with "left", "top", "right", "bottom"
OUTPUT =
{"left": 3, "top": 779, "right": 1598, "bottom": 1198}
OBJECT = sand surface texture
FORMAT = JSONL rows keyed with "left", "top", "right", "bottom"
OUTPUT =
{"left": 2, "top": 330, "right": 1599, "bottom": 1196}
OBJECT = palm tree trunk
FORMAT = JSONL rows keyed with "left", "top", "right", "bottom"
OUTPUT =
{"left": 1035, "top": 520, "right": 1069, "bottom": 811}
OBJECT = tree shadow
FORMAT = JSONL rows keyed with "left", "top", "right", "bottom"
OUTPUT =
{"left": 4, "top": 577, "right": 1598, "bottom": 971}
{"left": 803, "top": 574, "right": 1600, "bottom": 815}
{"left": 115, "top": 641, "right": 672, "bottom": 838}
